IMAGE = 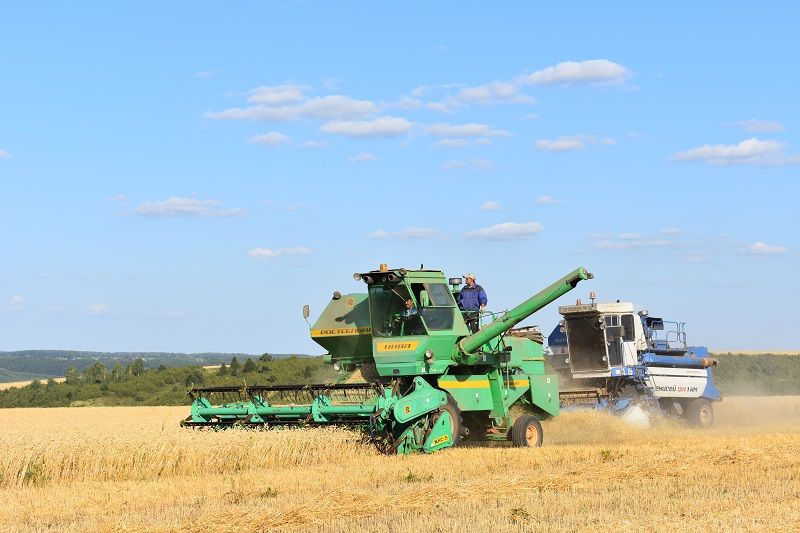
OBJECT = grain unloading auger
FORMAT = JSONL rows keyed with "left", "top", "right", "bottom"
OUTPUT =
{"left": 183, "top": 266, "right": 592, "bottom": 454}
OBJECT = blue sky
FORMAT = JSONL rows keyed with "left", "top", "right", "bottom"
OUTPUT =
{"left": 1, "top": 2, "right": 798, "bottom": 354}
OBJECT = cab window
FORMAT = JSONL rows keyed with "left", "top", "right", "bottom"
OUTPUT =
{"left": 368, "top": 283, "right": 425, "bottom": 337}
{"left": 411, "top": 282, "right": 455, "bottom": 331}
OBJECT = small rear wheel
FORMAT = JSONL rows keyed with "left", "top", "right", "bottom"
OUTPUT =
{"left": 511, "top": 415, "right": 543, "bottom": 448}
{"left": 686, "top": 398, "right": 714, "bottom": 428}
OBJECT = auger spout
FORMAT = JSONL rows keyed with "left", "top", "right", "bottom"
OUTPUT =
{"left": 458, "top": 266, "right": 593, "bottom": 355}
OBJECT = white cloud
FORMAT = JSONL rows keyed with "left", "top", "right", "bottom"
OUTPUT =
{"left": 470, "top": 158, "right": 493, "bottom": 171}
{"left": 425, "top": 102, "right": 457, "bottom": 114}
{"left": 206, "top": 92, "right": 377, "bottom": 123}
{"left": 465, "top": 221, "right": 543, "bottom": 240}
{"left": 87, "top": 304, "right": 112, "bottom": 316}
{"left": 247, "top": 246, "right": 313, "bottom": 259}
{"left": 247, "top": 84, "right": 308, "bottom": 105}
{"left": 433, "top": 139, "right": 470, "bottom": 148}
{"left": 672, "top": 137, "right": 798, "bottom": 166}
{"left": 204, "top": 105, "right": 301, "bottom": 121}
{"left": 427, "top": 123, "right": 511, "bottom": 138}
{"left": 107, "top": 194, "right": 128, "bottom": 203}
{"left": 194, "top": 70, "right": 218, "bottom": 79}
{"left": 322, "top": 77, "right": 341, "bottom": 90}
{"left": 441, "top": 160, "right": 466, "bottom": 170}
{"left": 520, "top": 59, "right": 631, "bottom": 86}
{"left": 320, "top": 116, "right": 412, "bottom": 138}
{"left": 395, "top": 95, "right": 424, "bottom": 110}
{"left": 248, "top": 132, "right": 291, "bottom": 147}
{"left": 593, "top": 235, "right": 678, "bottom": 250}
{"left": 0, "top": 149, "right": 13, "bottom": 159}
{"left": 7, "top": 295, "right": 24, "bottom": 311}
{"left": 660, "top": 227, "right": 681, "bottom": 235}
{"left": 299, "top": 140, "right": 329, "bottom": 148}
{"left": 683, "top": 254, "right": 711, "bottom": 263}
{"left": 441, "top": 158, "right": 493, "bottom": 171}
{"left": 536, "top": 138, "right": 585, "bottom": 152}
{"left": 350, "top": 152, "right": 378, "bottom": 162}
{"left": 452, "top": 81, "right": 534, "bottom": 106}
{"left": 370, "top": 227, "right": 439, "bottom": 239}
{"left": 480, "top": 201, "right": 501, "bottom": 211}
{"left": 536, "top": 134, "right": 616, "bottom": 152}
{"left": 301, "top": 95, "right": 378, "bottom": 119}
{"left": 739, "top": 241, "right": 788, "bottom": 255}
{"left": 536, "top": 195, "right": 563, "bottom": 204}
{"left": 730, "top": 119, "right": 785, "bottom": 133}
{"left": 417, "top": 80, "right": 534, "bottom": 113}
{"left": 132, "top": 197, "right": 246, "bottom": 218}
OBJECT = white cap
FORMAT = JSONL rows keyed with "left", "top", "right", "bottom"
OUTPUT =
{"left": 465, "top": 273, "right": 476, "bottom": 280}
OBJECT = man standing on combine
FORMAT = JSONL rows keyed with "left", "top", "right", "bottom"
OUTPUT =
{"left": 458, "top": 273, "right": 487, "bottom": 333}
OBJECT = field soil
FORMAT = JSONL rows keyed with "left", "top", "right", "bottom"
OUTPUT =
{"left": 1, "top": 396, "right": 799, "bottom": 532}
{"left": 0, "top": 377, "right": 65, "bottom": 391}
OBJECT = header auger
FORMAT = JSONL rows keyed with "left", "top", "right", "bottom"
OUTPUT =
{"left": 183, "top": 266, "right": 592, "bottom": 454}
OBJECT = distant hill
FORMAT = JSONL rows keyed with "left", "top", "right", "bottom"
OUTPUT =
{"left": 0, "top": 367, "right": 47, "bottom": 383}
{"left": 0, "top": 350, "right": 312, "bottom": 383}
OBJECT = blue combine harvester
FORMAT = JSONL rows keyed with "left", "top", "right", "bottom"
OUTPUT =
{"left": 546, "top": 298, "right": 721, "bottom": 427}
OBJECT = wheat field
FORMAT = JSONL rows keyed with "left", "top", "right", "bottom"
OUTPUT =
{"left": 1, "top": 397, "right": 799, "bottom": 532}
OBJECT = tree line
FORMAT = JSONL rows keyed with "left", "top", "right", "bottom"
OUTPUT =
{"left": 0, "top": 354, "right": 335, "bottom": 408}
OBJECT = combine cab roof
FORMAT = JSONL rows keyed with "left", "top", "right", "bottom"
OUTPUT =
{"left": 559, "top": 301, "right": 634, "bottom": 315}
{"left": 355, "top": 267, "right": 446, "bottom": 285}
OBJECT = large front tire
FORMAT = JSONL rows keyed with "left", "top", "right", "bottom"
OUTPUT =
{"left": 686, "top": 398, "right": 714, "bottom": 428}
{"left": 439, "top": 395, "right": 463, "bottom": 447}
{"left": 511, "top": 415, "right": 543, "bottom": 448}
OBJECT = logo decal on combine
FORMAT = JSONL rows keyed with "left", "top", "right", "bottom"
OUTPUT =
{"left": 311, "top": 327, "right": 371, "bottom": 337}
{"left": 376, "top": 341, "right": 420, "bottom": 352}
{"left": 404, "top": 405, "right": 411, "bottom": 415}
{"left": 431, "top": 435, "right": 449, "bottom": 446}
{"left": 346, "top": 298, "right": 355, "bottom": 306}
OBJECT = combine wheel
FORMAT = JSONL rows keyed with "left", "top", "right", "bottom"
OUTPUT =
{"left": 438, "top": 394, "right": 463, "bottom": 447}
{"left": 685, "top": 398, "right": 714, "bottom": 428}
{"left": 511, "top": 415, "right": 543, "bottom": 448}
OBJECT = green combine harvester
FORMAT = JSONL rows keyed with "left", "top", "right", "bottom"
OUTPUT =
{"left": 183, "top": 266, "right": 592, "bottom": 454}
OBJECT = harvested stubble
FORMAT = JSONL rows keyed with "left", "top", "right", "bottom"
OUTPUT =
{"left": 1, "top": 397, "right": 799, "bottom": 532}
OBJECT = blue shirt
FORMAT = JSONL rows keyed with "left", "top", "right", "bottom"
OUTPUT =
{"left": 458, "top": 284, "right": 487, "bottom": 311}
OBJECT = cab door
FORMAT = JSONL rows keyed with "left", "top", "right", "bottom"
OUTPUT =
{"left": 604, "top": 315, "right": 623, "bottom": 367}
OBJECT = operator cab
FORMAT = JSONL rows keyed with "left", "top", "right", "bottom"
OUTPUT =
{"left": 365, "top": 274, "right": 459, "bottom": 337}
{"left": 558, "top": 301, "right": 645, "bottom": 377}
{"left": 353, "top": 265, "right": 470, "bottom": 377}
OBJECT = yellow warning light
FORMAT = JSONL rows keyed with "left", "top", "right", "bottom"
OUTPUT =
{"left": 379, "top": 264, "right": 388, "bottom": 272}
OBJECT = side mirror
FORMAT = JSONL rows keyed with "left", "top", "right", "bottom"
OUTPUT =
{"left": 302, "top": 305, "right": 310, "bottom": 319}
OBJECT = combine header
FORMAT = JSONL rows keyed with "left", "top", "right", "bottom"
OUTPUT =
{"left": 183, "top": 266, "right": 592, "bottom": 454}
